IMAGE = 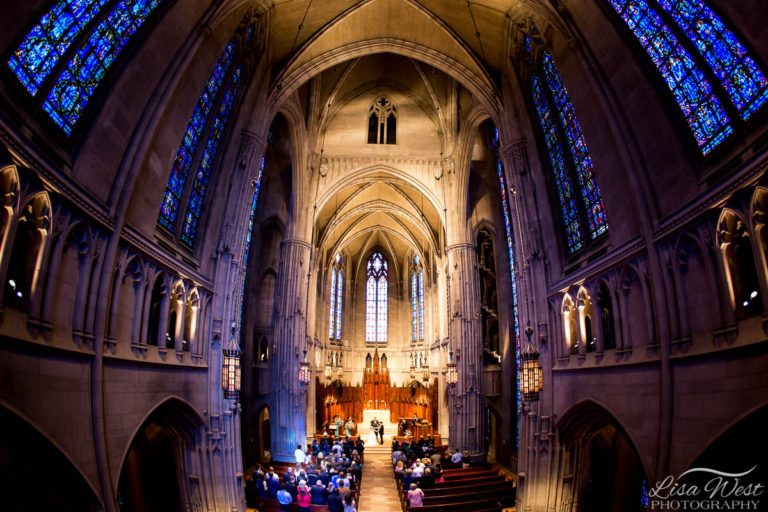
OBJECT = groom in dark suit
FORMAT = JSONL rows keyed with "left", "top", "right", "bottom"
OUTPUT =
{"left": 371, "top": 417, "right": 384, "bottom": 444}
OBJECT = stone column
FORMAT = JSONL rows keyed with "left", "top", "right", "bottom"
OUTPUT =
{"left": 446, "top": 242, "right": 484, "bottom": 456}
{"left": 271, "top": 238, "right": 311, "bottom": 460}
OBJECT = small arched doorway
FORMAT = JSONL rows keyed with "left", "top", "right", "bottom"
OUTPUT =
{"left": 557, "top": 401, "right": 647, "bottom": 512}
{"left": 0, "top": 404, "right": 101, "bottom": 511}
{"left": 117, "top": 398, "right": 203, "bottom": 511}
{"left": 255, "top": 405, "right": 271, "bottom": 464}
{"left": 485, "top": 406, "right": 502, "bottom": 463}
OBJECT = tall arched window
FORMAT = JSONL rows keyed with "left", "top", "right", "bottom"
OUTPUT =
{"left": 410, "top": 256, "right": 424, "bottom": 343}
{"left": 328, "top": 254, "right": 344, "bottom": 341}
{"left": 367, "top": 97, "right": 397, "bottom": 144}
{"left": 6, "top": 0, "right": 166, "bottom": 135}
{"left": 529, "top": 51, "right": 609, "bottom": 254}
{"left": 158, "top": 15, "right": 258, "bottom": 247}
{"left": 365, "top": 251, "right": 388, "bottom": 343}
{"left": 606, "top": 0, "right": 768, "bottom": 154}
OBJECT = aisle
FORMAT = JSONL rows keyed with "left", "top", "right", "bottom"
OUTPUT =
{"left": 357, "top": 444, "right": 402, "bottom": 512}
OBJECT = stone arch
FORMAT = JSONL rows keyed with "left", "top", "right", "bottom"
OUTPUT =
{"left": 619, "top": 264, "right": 651, "bottom": 352}
{"left": 0, "top": 163, "right": 20, "bottom": 271}
{"left": 557, "top": 399, "right": 648, "bottom": 512}
{"left": 3, "top": 191, "right": 51, "bottom": 312}
{"left": 0, "top": 400, "right": 102, "bottom": 510}
{"left": 116, "top": 396, "right": 205, "bottom": 511}
{"left": 265, "top": 0, "right": 501, "bottom": 122}
{"left": 184, "top": 287, "right": 200, "bottom": 353}
{"left": 561, "top": 293, "right": 578, "bottom": 356}
{"left": 146, "top": 272, "right": 168, "bottom": 347}
{"left": 168, "top": 280, "right": 186, "bottom": 351}
{"left": 717, "top": 208, "right": 763, "bottom": 319}
{"left": 672, "top": 231, "right": 719, "bottom": 339}
{"left": 679, "top": 402, "right": 768, "bottom": 501}
{"left": 577, "top": 286, "right": 596, "bottom": 353}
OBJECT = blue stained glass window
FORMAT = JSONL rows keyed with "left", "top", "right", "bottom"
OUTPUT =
{"left": 411, "top": 270, "right": 418, "bottom": 342}
{"left": 417, "top": 267, "right": 424, "bottom": 340}
{"left": 606, "top": 0, "right": 733, "bottom": 154}
{"left": 42, "top": 0, "right": 164, "bottom": 135}
{"left": 655, "top": 0, "right": 768, "bottom": 120}
{"left": 329, "top": 267, "right": 338, "bottom": 339}
{"left": 496, "top": 158, "right": 521, "bottom": 446}
{"left": 159, "top": 41, "right": 236, "bottom": 230}
{"left": 328, "top": 255, "right": 343, "bottom": 340}
{"left": 410, "top": 260, "right": 425, "bottom": 342}
{"left": 530, "top": 75, "right": 584, "bottom": 253}
{"left": 366, "top": 251, "right": 388, "bottom": 343}
{"left": 237, "top": 156, "right": 265, "bottom": 338}
{"left": 180, "top": 66, "right": 242, "bottom": 246}
{"left": 8, "top": 0, "right": 110, "bottom": 96}
{"left": 541, "top": 53, "right": 608, "bottom": 240}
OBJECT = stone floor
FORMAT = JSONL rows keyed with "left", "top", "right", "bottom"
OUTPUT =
{"left": 357, "top": 442, "right": 402, "bottom": 512}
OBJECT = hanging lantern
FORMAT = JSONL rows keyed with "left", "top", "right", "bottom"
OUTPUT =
{"left": 299, "top": 348, "right": 311, "bottom": 385}
{"left": 422, "top": 366, "right": 430, "bottom": 382}
{"left": 446, "top": 351, "right": 458, "bottom": 386}
{"left": 521, "top": 322, "right": 543, "bottom": 402}
{"left": 222, "top": 336, "right": 242, "bottom": 399}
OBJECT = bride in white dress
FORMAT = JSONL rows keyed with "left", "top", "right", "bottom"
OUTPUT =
{"left": 365, "top": 422, "right": 379, "bottom": 446}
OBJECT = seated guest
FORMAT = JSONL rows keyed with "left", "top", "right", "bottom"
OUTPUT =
{"left": 284, "top": 475, "right": 297, "bottom": 501}
{"left": 412, "top": 460, "right": 425, "bottom": 478}
{"left": 420, "top": 468, "right": 435, "bottom": 489}
{"left": 327, "top": 488, "right": 343, "bottom": 512}
{"left": 310, "top": 480, "right": 328, "bottom": 505}
{"left": 394, "top": 460, "right": 405, "bottom": 476}
{"left": 276, "top": 483, "right": 293, "bottom": 512}
{"left": 450, "top": 450, "right": 463, "bottom": 466}
{"left": 402, "top": 469, "right": 415, "bottom": 489}
{"left": 407, "top": 483, "right": 424, "bottom": 508}
{"left": 433, "top": 463, "right": 444, "bottom": 484}
{"left": 343, "top": 495, "right": 357, "bottom": 512}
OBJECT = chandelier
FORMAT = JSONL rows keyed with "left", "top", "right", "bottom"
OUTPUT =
{"left": 521, "top": 322, "right": 543, "bottom": 402}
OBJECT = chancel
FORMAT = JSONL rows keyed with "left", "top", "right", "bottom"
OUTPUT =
{"left": 0, "top": 1, "right": 767, "bottom": 511}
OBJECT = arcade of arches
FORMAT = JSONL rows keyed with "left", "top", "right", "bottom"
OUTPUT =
{"left": 0, "top": 0, "right": 767, "bottom": 511}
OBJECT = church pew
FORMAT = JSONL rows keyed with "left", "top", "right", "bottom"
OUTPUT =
{"left": 402, "top": 479, "right": 514, "bottom": 498}
{"left": 421, "top": 488, "right": 515, "bottom": 508}
{"left": 255, "top": 498, "right": 331, "bottom": 512}
{"left": 406, "top": 498, "right": 502, "bottom": 512}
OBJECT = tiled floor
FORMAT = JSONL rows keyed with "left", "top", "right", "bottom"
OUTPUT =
{"left": 357, "top": 443, "right": 402, "bottom": 512}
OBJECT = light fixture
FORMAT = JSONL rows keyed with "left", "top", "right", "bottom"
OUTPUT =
{"left": 299, "top": 348, "right": 311, "bottom": 385}
{"left": 521, "top": 321, "right": 543, "bottom": 402}
{"left": 222, "top": 335, "right": 242, "bottom": 399}
{"left": 447, "top": 350, "right": 458, "bottom": 386}
{"left": 750, "top": 290, "right": 759, "bottom": 299}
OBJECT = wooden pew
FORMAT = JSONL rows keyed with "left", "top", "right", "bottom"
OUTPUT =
{"left": 406, "top": 498, "right": 501, "bottom": 511}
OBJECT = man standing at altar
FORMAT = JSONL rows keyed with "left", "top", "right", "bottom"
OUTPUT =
{"left": 371, "top": 417, "right": 383, "bottom": 444}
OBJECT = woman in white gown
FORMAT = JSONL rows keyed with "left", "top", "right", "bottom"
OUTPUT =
{"left": 365, "top": 425, "right": 378, "bottom": 446}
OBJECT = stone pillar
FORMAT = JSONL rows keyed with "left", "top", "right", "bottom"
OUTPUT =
{"left": 271, "top": 238, "right": 311, "bottom": 460}
{"left": 446, "top": 242, "right": 484, "bottom": 456}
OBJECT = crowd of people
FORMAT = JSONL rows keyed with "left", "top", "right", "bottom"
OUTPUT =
{"left": 248, "top": 436, "right": 365, "bottom": 512}
{"left": 390, "top": 437, "right": 469, "bottom": 508}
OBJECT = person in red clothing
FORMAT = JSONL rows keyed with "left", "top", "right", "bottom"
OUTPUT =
{"left": 296, "top": 479, "right": 311, "bottom": 512}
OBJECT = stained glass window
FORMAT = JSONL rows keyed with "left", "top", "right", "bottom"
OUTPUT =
{"left": 329, "top": 255, "right": 343, "bottom": 341}
{"left": 237, "top": 156, "right": 265, "bottom": 338}
{"left": 8, "top": 0, "right": 111, "bottom": 96}
{"left": 410, "top": 256, "right": 425, "bottom": 342}
{"left": 606, "top": 0, "right": 733, "bottom": 154}
{"left": 530, "top": 75, "right": 584, "bottom": 253}
{"left": 180, "top": 66, "right": 243, "bottom": 246}
{"left": 655, "top": 0, "right": 768, "bottom": 120}
{"left": 159, "top": 41, "right": 235, "bottom": 230}
{"left": 365, "top": 251, "right": 388, "bottom": 343}
{"left": 42, "top": 0, "right": 164, "bottom": 135}
{"left": 541, "top": 53, "right": 608, "bottom": 240}
{"left": 496, "top": 157, "right": 521, "bottom": 446}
